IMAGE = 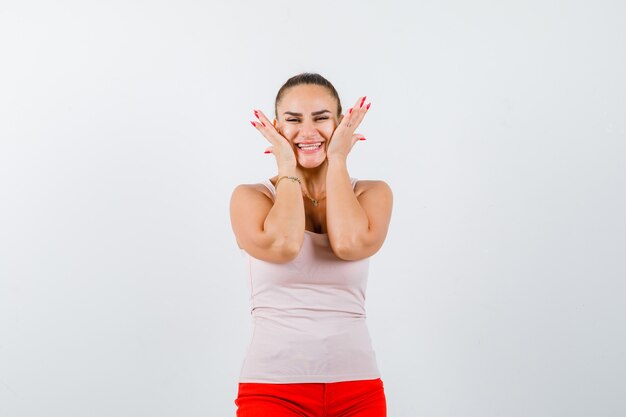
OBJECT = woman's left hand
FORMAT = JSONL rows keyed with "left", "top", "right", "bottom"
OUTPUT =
{"left": 326, "top": 95, "right": 371, "bottom": 162}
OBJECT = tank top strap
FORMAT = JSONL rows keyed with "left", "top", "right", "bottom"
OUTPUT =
{"left": 261, "top": 177, "right": 358, "bottom": 199}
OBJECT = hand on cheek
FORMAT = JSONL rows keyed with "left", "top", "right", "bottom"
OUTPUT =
{"left": 326, "top": 96, "right": 371, "bottom": 161}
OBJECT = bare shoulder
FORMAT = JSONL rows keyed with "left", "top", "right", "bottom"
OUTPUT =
{"left": 354, "top": 179, "right": 393, "bottom": 198}
{"left": 231, "top": 182, "right": 274, "bottom": 203}
{"left": 229, "top": 182, "right": 275, "bottom": 251}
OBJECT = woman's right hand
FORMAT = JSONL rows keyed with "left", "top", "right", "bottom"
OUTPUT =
{"left": 251, "top": 110, "right": 297, "bottom": 169}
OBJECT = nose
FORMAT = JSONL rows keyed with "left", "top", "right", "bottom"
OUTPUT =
{"left": 298, "top": 119, "right": 319, "bottom": 138}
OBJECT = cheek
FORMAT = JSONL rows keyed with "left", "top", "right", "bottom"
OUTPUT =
{"left": 321, "top": 124, "right": 336, "bottom": 137}
{"left": 278, "top": 126, "right": 296, "bottom": 139}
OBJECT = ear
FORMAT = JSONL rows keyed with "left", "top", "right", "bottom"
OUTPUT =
{"left": 273, "top": 119, "right": 278, "bottom": 127}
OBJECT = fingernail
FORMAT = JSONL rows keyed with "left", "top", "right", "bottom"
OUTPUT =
{"left": 349, "top": 108, "right": 353, "bottom": 114}
{"left": 366, "top": 102, "right": 371, "bottom": 110}
{"left": 359, "top": 137, "right": 367, "bottom": 141}
{"left": 360, "top": 96, "right": 367, "bottom": 107}
{"left": 264, "top": 150, "right": 271, "bottom": 154}
{"left": 261, "top": 121, "right": 266, "bottom": 127}
{"left": 250, "top": 121, "right": 256, "bottom": 127}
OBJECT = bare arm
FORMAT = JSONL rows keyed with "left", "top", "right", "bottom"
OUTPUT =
{"left": 230, "top": 109, "right": 306, "bottom": 263}
{"left": 326, "top": 158, "right": 369, "bottom": 250}
{"left": 261, "top": 167, "right": 306, "bottom": 254}
{"left": 230, "top": 166, "right": 306, "bottom": 264}
{"left": 326, "top": 158, "right": 393, "bottom": 261}
{"left": 324, "top": 95, "right": 393, "bottom": 260}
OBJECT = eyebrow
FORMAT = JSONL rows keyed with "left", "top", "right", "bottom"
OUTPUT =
{"left": 283, "top": 110, "right": 332, "bottom": 117}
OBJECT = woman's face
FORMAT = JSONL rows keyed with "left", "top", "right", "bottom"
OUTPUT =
{"left": 275, "top": 84, "right": 342, "bottom": 169}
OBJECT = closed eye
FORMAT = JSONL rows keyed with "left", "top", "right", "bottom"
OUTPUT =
{"left": 286, "top": 117, "right": 329, "bottom": 122}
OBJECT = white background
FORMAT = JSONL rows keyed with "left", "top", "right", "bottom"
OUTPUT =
{"left": 1, "top": 1, "right": 625, "bottom": 416}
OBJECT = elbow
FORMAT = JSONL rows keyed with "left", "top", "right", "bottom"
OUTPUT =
{"left": 333, "top": 235, "right": 380, "bottom": 261}
{"left": 332, "top": 238, "right": 361, "bottom": 261}
{"left": 333, "top": 246, "right": 363, "bottom": 261}
{"left": 281, "top": 242, "right": 301, "bottom": 263}
{"left": 271, "top": 236, "right": 303, "bottom": 263}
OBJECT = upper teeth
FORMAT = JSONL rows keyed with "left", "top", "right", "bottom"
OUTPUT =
{"left": 298, "top": 143, "right": 322, "bottom": 148}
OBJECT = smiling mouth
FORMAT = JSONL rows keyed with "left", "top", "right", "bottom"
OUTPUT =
{"left": 296, "top": 142, "right": 324, "bottom": 153}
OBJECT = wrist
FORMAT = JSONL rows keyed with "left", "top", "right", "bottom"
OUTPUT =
{"left": 326, "top": 155, "right": 347, "bottom": 166}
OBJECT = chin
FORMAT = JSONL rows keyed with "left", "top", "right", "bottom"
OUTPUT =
{"left": 298, "top": 156, "right": 326, "bottom": 169}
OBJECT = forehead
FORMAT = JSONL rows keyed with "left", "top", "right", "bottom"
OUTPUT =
{"left": 278, "top": 84, "right": 336, "bottom": 109}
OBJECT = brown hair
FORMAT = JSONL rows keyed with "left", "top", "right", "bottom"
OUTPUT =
{"left": 274, "top": 73, "right": 342, "bottom": 119}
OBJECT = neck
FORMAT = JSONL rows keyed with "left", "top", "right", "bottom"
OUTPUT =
{"left": 293, "top": 159, "right": 329, "bottom": 200}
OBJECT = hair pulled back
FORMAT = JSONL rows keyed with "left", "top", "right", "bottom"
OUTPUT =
{"left": 274, "top": 73, "right": 342, "bottom": 119}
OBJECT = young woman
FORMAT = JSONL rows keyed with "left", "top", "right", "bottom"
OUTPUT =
{"left": 230, "top": 73, "right": 393, "bottom": 416}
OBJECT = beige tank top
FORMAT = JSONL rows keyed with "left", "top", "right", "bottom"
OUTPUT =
{"left": 238, "top": 177, "right": 381, "bottom": 383}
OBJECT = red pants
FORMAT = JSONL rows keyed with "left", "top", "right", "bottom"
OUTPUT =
{"left": 234, "top": 377, "right": 386, "bottom": 417}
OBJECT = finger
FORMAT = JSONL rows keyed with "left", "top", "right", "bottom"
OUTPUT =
{"left": 343, "top": 96, "right": 362, "bottom": 119}
{"left": 253, "top": 109, "right": 286, "bottom": 140}
{"left": 348, "top": 96, "right": 370, "bottom": 127}
{"left": 350, "top": 95, "right": 366, "bottom": 110}
{"left": 254, "top": 109, "right": 274, "bottom": 127}
{"left": 250, "top": 120, "right": 279, "bottom": 148}
{"left": 340, "top": 97, "right": 366, "bottom": 131}
{"left": 352, "top": 133, "right": 366, "bottom": 147}
{"left": 358, "top": 95, "right": 367, "bottom": 109}
{"left": 250, "top": 111, "right": 285, "bottom": 146}
{"left": 347, "top": 96, "right": 367, "bottom": 117}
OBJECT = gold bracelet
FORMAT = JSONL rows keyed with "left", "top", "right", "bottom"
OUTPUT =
{"left": 274, "top": 175, "right": 319, "bottom": 206}
{"left": 275, "top": 175, "right": 301, "bottom": 187}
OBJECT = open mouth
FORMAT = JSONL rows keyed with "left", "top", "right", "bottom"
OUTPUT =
{"left": 296, "top": 142, "right": 324, "bottom": 154}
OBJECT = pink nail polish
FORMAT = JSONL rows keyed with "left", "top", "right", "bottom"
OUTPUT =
{"left": 349, "top": 108, "right": 353, "bottom": 114}
{"left": 264, "top": 150, "right": 271, "bottom": 154}
{"left": 359, "top": 137, "right": 366, "bottom": 141}
{"left": 261, "top": 121, "right": 266, "bottom": 127}
{"left": 366, "top": 103, "right": 371, "bottom": 110}
{"left": 360, "top": 96, "right": 367, "bottom": 107}
{"left": 250, "top": 121, "right": 256, "bottom": 127}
